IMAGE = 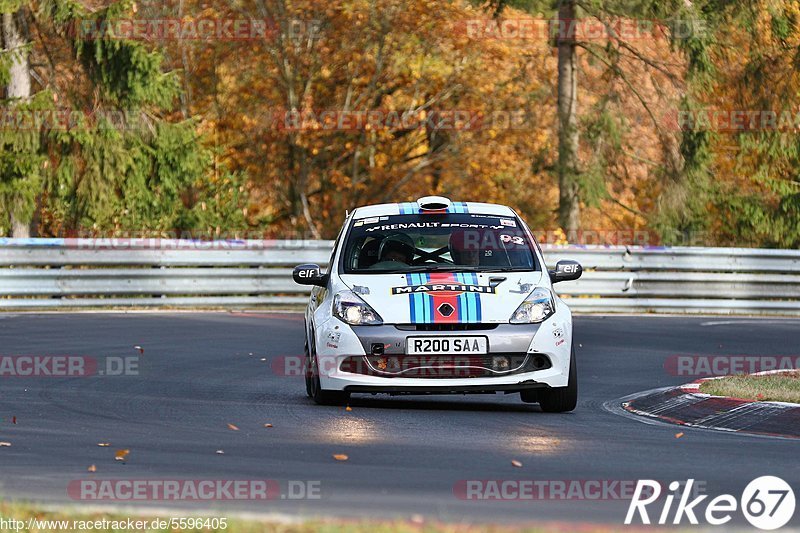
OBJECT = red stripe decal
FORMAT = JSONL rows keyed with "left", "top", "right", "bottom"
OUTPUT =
{"left": 428, "top": 273, "right": 460, "bottom": 323}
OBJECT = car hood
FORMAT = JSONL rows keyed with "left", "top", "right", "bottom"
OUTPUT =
{"left": 338, "top": 271, "right": 544, "bottom": 324}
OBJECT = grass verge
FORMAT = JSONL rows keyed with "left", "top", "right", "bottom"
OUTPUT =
{"left": 698, "top": 370, "right": 800, "bottom": 403}
{"left": 0, "top": 501, "right": 631, "bottom": 533}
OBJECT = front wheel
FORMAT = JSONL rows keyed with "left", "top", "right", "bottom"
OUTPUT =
{"left": 304, "top": 341, "right": 313, "bottom": 398}
{"left": 307, "top": 344, "right": 350, "bottom": 406}
{"left": 523, "top": 346, "right": 577, "bottom": 413}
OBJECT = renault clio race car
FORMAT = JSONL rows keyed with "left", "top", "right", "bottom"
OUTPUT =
{"left": 293, "top": 196, "right": 583, "bottom": 411}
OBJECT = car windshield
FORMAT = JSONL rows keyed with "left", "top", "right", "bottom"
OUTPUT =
{"left": 341, "top": 213, "right": 537, "bottom": 273}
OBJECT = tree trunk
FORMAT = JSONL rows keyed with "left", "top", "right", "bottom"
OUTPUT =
{"left": 556, "top": 0, "right": 580, "bottom": 232}
{"left": 10, "top": 212, "right": 30, "bottom": 237}
{"left": 2, "top": 9, "right": 32, "bottom": 238}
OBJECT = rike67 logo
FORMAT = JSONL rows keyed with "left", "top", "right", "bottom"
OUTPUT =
{"left": 626, "top": 477, "right": 795, "bottom": 530}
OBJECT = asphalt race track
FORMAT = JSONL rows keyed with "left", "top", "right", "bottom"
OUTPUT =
{"left": 0, "top": 312, "right": 798, "bottom": 527}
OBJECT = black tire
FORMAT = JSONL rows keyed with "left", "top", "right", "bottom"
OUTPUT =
{"left": 519, "top": 388, "right": 540, "bottom": 404}
{"left": 536, "top": 346, "right": 577, "bottom": 413}
{"left": 304, "top": 341, "right": 313, "bottom": 398}
{"left": 307, "top": 343, "right": 350, "bottom": 406}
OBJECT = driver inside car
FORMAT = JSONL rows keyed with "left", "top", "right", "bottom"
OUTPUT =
{"left": 369, "top": 234, "right": 415, "bottom": 268}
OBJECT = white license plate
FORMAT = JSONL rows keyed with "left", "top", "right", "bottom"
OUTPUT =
{"left": 406, "top": 336, "right": 488, "bottom": 355}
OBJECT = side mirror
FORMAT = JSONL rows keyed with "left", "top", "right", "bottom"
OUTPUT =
{"left": 293, "top": 264, "right": 327, "bottom": 287}
{"left": 549, "top": 260, "right": 582, "bottom": 284}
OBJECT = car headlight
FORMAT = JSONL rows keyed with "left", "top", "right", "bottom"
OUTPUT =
{"left": 510, "top": 287, "right": 555, "bottom": 323}
{"left": 333, "top": 290, "right": 383, "bottom": 325}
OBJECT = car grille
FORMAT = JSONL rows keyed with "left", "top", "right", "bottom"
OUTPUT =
{"left": 395, "top": 324, "right": 499, "bottom": 331}
{"left": 340, "top": 353, "right": 551, "bottom": 379}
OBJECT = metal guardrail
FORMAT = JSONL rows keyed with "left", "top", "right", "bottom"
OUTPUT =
{"left": 1, "top": 238, "right": 799, "bottom": 314}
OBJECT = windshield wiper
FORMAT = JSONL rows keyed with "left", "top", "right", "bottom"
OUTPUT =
{"left": 402, "top": 265, "right": 479, "bottom": 272}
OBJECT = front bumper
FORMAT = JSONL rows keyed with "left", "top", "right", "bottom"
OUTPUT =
{"left": 343, "top": 381, "right": 550, "bottom": 395}
{"left": 313, "top": 301, "right": 573, "bottom": 394}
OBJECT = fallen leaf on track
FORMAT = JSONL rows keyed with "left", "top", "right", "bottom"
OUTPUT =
{"left": 97, "top": 443, "right": 110, "bottom": 447}
{"left": 227, "top": 423, "right": 239, "bottom": 431}
{"left": 87, "top": 465, "right": 96, "bottom": 473}
{"left": 511, "top": 460, "right": 523, "bottom": 468}
{"left": 0, "top": 442, "right": 10, "bottom": 447}
{"left": 216, "top": 449, "right": 225, "bottom": 454}
{"left": 12, "top": 416, "right": 16, "bottom": 424}
{"left": 263, "top": 424, "right": 273, "bottom": 428}
{"left": 332, "top": 454, "right": 349, "bottom": 461}
{"left": 114, "top": 449, "right": 130, "bottom": 461}
{"left": 675, "top": 432, "right": 684, "bottom": 439}
{"left": 134, "top": 346, "right": 144, "bottom": 354}
{"left": 345, "top": 406, "right": 352, "bottom": 412}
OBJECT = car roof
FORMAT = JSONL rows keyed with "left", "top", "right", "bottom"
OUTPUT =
{"left": 352, "top": 201, "right": 516, "bottom": 219}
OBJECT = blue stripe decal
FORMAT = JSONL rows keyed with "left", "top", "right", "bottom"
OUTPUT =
{"left": 408, "top": 273, "right": 421, "bottom": 323}
{"left": 406, "top": 271, "right": 487, "bottom": 323}
{"left": 457, "top": 273, "right": 468, "bottom": 322}
{"left": 406, "top": 274, "right": 415, "bottom": 323}
{"left": 457, "top": 272, "right": 467, "bottom": 322}
{"left": 473, "top": 273, "right": 482, "bottom": 321}
{"left": 424, "top": 274, "right": 433, "bottom": 323}
{"left": 445, "top": 202, "right": 469, "bottom": 214}
{"left": 465, "top": 273, "right": 479, "bottom": 322}
{"left": 413, "top": 273, "right": 424, "bottom": 323}
{"left": 411, "top": 273, "right": 420, "bottom": 322}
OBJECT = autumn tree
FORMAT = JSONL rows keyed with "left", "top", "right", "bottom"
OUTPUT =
{"left": 487, "top": 0, "right": 686, "bottom": 237}
{"left": 171, "top": 0, "right": 555, "bottom": 238}
{"left": 0, "top": 0, "right": 248, "bottom": 237}
{"left": 670, "top": 1, "right": 800, "bottom": 247}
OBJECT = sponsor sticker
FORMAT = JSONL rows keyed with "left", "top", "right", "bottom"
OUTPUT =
{"left": 391, "top": 283, "right": 496, "bottom": 295}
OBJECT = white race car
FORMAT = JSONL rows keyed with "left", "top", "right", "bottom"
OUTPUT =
{"left": 293, "top": 196, "right": 583, "bottom": 411}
